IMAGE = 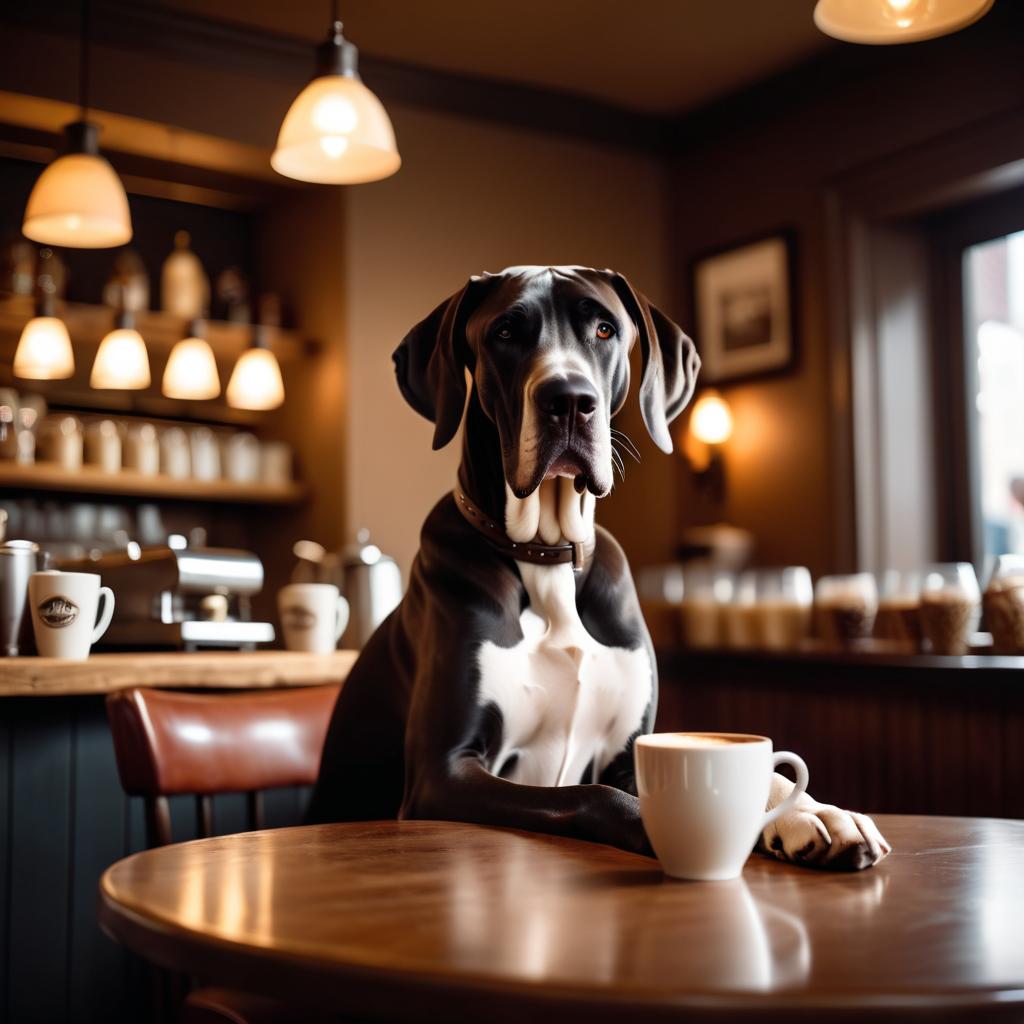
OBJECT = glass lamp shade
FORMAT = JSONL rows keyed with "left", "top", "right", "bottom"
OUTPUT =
{"left": 90, "top": 326, "right": 151, "bottom": 389}
{"left": 689, "top": 392, "right": 734, "bottom": 446}
{"left": 23, "top": 123, "right": 132, "bottom": 248}
{"left": 226, "top": 346, "right": 285, "bottom": 410}
{"left": 271, "top": 75, "right": 401, "bottom": 184}
{"left": 162, "top": 334, "right": 220, "bottom": 400}
{"left": 13, "top": 316, "right": 74, "bottom": 380}
{"left": 813, "top": 0, "right": 994, "bottom": 43}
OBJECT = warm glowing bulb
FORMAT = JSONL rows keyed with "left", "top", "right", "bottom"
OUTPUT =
{"left": 162, "top": 334, "right": 220, "bottom": 400}
{"left": 312, "top": 94, "right": 359, "bottom": 134}
{"left": 689, "top": 392, "right": 733, "bottom": 446}
{"left": 226, "top": 346, "right": 285, "bottom": 410}
{"left": 272, "top": 75, "right": 400, "bottom": 184}
{"left": 814, "top": 0, "right": 993, "bottom": 43}
{"left": 13, "top": 316, "right": 74, "bottom": 380}
{"left": 22, "top": 137, "right": 132, "bottom": 248}
{"left": 91, "top": 327, "right": 151, "bottom": 389}
{"left": 319, "top": 136, "right": 349, "bottom": 159}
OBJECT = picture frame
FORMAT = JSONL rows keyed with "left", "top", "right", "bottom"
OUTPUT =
{"left": 692, "top": 233, "right": 796, "bottom": 384}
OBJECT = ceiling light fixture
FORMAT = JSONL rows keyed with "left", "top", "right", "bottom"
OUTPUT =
{"left": 13, "top": 278, "right": 74, "bottom": 381}
{"left": 271, "top": 1, "right": 400, "bottom": 184}
{"left": 226, "top": 326, "right": 285, "bottom": 411}
{"left": 90, "top": 310, "right": 151, "bottom": 390}
{"left": 162, "top": 321, "right": 221, "bottom": 401}
{"left": 22, "top": 0, "right": 132, "bottom": 247}
{"left": 813, "top": 0, "right": 994, "bottom": 44}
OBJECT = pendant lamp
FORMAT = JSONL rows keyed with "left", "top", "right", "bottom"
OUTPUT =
{"left": 271, "top": 4, "right": 400, "bottom": 184}
{"left": 22, "top": 0, "right": 132, "bottom": 248}
{"left": 91, "top": 310, "right": 151, "bottom": 389}
{"left": 814, "top": 0, "right": 994, "bottom": 44}
{"left": 13, "top": 279, "right": 74, "bottom": 381}
{"left": 226, "top": 326, "right": 285, "bottom": 411}
{"left": 162, "top": 320, "right": 221, "bottom": 401}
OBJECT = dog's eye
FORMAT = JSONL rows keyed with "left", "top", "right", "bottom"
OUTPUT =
{"left": 496, "top": 325, "right": 513, "bottom": 341}
{"left": 595, "top": 322, "right": 615, "bottom": 340}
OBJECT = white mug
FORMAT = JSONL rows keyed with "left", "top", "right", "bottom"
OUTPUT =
{"left": 635, "top": 732, "right": 809, "bottom": 881}
{"left": 278, "top": 583, "right": 349, "bottom": 654}
{"left": 28, "top": 570, "right": 115, "bottom": 660}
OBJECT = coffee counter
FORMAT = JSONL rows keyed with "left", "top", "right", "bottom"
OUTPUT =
{"left": 0, "top": 649, "right": 357, "bottom": 697}
{"left": 655, "top": 645, "right": 1024, "bottom": 823}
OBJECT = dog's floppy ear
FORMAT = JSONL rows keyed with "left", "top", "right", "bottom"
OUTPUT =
{"left": 607, "top": 272, "right": 700, "bottom": 454}
{"left": 392, "top": 277, "right": 487, "bottom": 450}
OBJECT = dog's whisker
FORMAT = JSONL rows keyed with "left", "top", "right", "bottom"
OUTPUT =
{"left": 610, "top": 428, "right": 642, "bottom": 462}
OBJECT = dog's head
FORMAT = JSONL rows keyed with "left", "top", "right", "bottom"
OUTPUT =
{"left": 393, "top": 265, "right": 700, "bottom": 498}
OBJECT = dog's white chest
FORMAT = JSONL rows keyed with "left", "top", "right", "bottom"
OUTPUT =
{"left": 476, "top": 562, "right": 651, "bottom": 788}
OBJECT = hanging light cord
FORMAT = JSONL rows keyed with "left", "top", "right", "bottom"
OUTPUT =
{"left": 78, "top": 0, "right": 91, "bottom": 118}
{"left": 330, "top": 0, "right": 341, "bottom": 30}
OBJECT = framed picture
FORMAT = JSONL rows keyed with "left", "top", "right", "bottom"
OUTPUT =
{"left": 692, "top": 233, "right": 795, "bottom": 383}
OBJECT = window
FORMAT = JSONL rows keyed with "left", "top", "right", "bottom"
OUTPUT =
{"left": 963, "top": 231, "right": 1024, "bottom": 562}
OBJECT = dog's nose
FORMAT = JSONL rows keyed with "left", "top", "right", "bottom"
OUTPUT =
{"left": 534, "top": 374, "right": 599, "bottom": 424}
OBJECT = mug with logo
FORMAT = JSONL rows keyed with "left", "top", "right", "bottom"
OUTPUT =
{"left": 28, "top": 570, "right": 115, "bottom": 660}
{"left": 635, "top": 732, "right": 809, "bottom": 881}
{"left": 278, "top": 583, "right": 349, "bottom": 654}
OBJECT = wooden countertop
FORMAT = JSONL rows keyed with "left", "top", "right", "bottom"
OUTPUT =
{"left": 0, "top": 649, "right": 357, "bottom": 697}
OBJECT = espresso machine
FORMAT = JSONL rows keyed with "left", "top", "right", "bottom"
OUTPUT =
{"left": 58, "top": 537, "right": 274, "bottom": 650}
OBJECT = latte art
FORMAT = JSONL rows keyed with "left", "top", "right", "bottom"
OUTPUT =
{"left": 38, "top": 595, "right": 79, "bottom": 629}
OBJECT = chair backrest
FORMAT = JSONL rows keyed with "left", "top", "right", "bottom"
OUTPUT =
{"left": 106, "top": 685, "right": 340, "bottom": 847}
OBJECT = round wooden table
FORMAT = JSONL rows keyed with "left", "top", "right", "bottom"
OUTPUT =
{"left": 99, "top": 815, "right": 1024, "bottom": 1022}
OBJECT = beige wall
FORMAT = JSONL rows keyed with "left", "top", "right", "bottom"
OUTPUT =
{"left": 343, "top": 104, "right": 673, "bottom": 578}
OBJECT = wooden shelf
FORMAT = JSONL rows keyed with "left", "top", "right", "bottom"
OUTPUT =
{"left": 0, "top": 649, "right": 356, "bottom": 697}
{"left": 0, "top": 462, "right": 305, "bottom": 504}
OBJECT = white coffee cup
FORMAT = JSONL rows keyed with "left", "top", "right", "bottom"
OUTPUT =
{"left": 635, "top": 732, "right": 809, "bottom": 881}
{"left": 278, "top": 583, "right": 349, "bottom": 654}
{"left": 28, "top": 570, "right": 115, "bottom": 660}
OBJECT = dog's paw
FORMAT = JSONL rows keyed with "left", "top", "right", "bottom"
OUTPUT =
{"left": 763, "top": 803, "right": 891, "bottom": 871}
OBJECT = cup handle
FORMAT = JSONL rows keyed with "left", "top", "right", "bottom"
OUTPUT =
{"left": 761, "top": 751, "right": 810, "bottom": 830}
{"left": 92, "top": 586, "right": 115, "bottom": 644}
{"left": 335, "top": 596, "right": 350, "bottom": 643}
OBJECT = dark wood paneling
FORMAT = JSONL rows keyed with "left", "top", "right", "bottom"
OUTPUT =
{"left": 0, "top": 695, "right": 313, "bottom": 1024}
{"left": 68, "top": 701, "right": 129, "bottom": 1022}
{"left": 7, "top": 700, "right": 73, "bottom": 1024}
{"left": 0, "top": 709, "right": 10, "bottom": 1019}
{"left": 656, "top": 650, "right": 1022, "bottom": 818}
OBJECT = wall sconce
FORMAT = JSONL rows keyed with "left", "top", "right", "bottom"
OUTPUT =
{"left": 683, "top": 389, "right": 733, "bottom": 500}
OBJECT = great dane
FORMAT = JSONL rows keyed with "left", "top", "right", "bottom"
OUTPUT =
{"left": 309, "top": 265, "right": 891, "bottom": 871}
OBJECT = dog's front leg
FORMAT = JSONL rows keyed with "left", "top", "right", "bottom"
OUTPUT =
{"left": 401, "top": 756, "right": 652, "bottom": 855}
{"left": 758, "top": 773, "right": 892, "bottom": 871}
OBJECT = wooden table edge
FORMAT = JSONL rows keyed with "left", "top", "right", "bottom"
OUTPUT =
{"left": 97, "top": 820, "right": 1024, "bottom": 1021}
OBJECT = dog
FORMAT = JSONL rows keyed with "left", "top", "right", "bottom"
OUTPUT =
{"left": 308, "top": 265, "right": 891, "bottom": 871}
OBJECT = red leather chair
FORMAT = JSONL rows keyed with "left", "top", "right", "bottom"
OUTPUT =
{"left": 106, "top": 685, "right": 341, "bottom": 1024}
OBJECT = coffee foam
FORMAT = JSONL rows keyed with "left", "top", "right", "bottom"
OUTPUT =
{"left": 639, "top": 732, "right": 763, "bottom": 749}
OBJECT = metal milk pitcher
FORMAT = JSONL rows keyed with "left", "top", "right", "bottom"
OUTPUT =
{"left": 1, "top": 540, "right": 41, "bottom": 656}
{"left": 339, "top": 529, "right": 402, "bottom": 649}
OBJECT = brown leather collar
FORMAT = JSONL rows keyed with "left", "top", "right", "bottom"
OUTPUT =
{"left": 453, "top": 486, "right": 588, "bottom": 573}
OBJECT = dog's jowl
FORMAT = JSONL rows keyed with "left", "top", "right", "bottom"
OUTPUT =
{"left": 308, "top": 265, "right": 890, "bottom": 870}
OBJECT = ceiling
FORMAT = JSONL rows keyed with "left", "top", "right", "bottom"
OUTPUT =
{"left": 160, "top": 0, "right": 834, "bottom": 115}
